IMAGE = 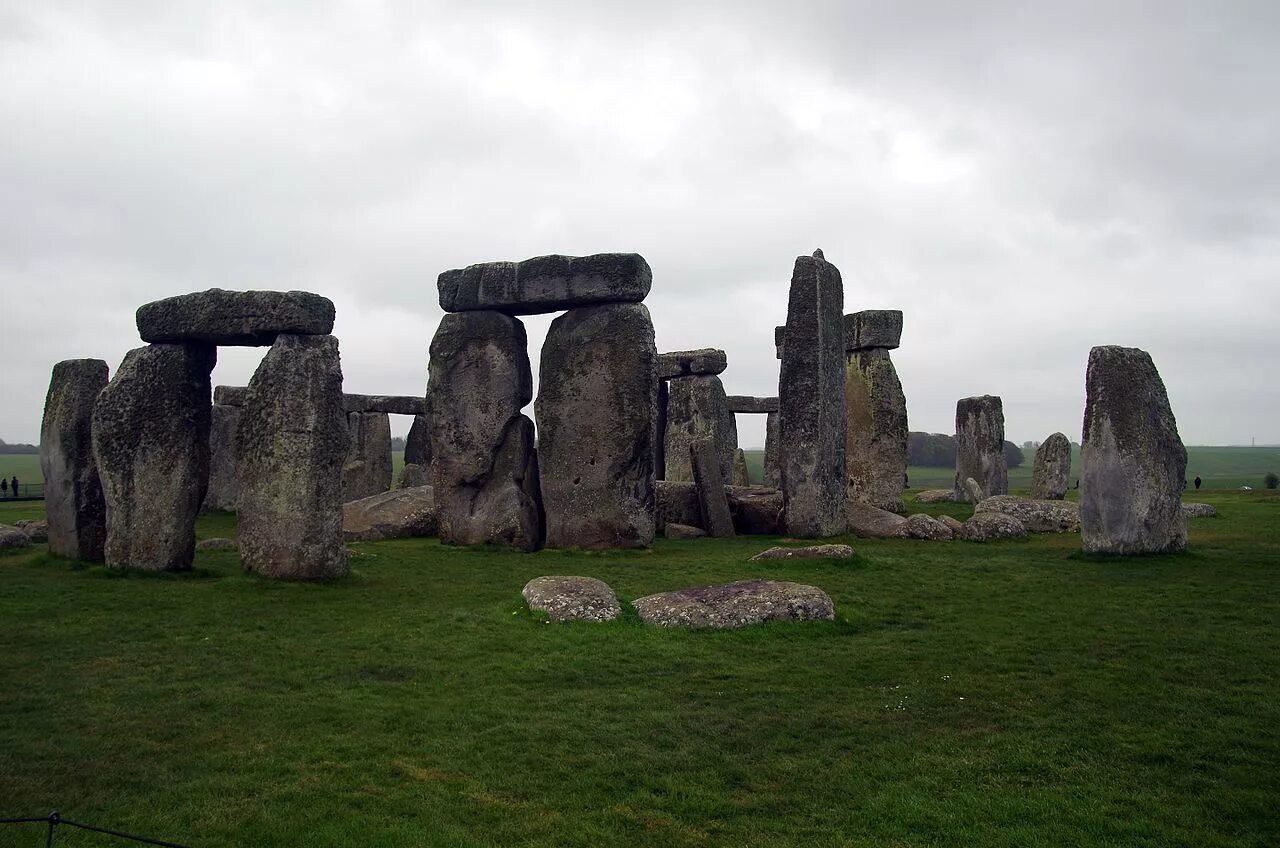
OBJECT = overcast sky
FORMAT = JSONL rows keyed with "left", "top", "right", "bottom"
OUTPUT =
{"left": 3, "top": 1, "right": 1277, "bottom": 448}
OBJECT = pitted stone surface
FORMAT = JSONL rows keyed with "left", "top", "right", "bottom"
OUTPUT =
{"left": 845, "top": 347, "right": 908, "bottom": 513}
{"left": 40, "top": 358, "right": 109, "bottom": 561}
{"left": 203, "top": 403, "right": 241, "bottom": 512}
{"left": 726, "top": 486, "right": 784, "bottom": 535}
{"left": 749, "top": 544, "right": 853, "bottom": 562}
{"left": 0, "top": 525, "right": 32, "bottom": 549}
{"left": 914, "top": 489, "right": 954, "bottom": 504}
{"left": 523, "top": 576, "right": 621, "bottom": 622}
{"left": 846, "top": 502, "right": 911, "bottom": 538}
{"left": 1183, "top": 502, "right": 1217, "bottom": 518}
{"left": 844, "top": 310, "right": 903, "bottom": 351}
{"left": 398, "top": 463, "right": 431, "bottom": 489}
{"left": 690, "top": 438, "right": 735, "bottom": 538}
{"left": 1031, "top": 432, "right": 1072, "bottom": 500}
{"left": 763, "top": 411, "right": 781, "bottom": 488}
{"left": 665, "top": 523, "right": 708, "bottom": 539}
{"left": 439, "top": 253, "right": 651, "bottom": 315}
{"left": 343, "top": 485, "right": 437, "bottom": 542}
{"left": 196, "top": 537, "right": 236, "bottom": 551}
{"left": 343, "top": 411, "right": 393, "bottom": 502}
{"left": 137, "top": 289, "right": 334, "bottom": 345}
{"left": 975, "top": 495, "right": 1080, "bottom": 533}
{"left": 404, "top": 415, "right": 431, "bottom": 467}
{"left": 663, "top": 375, "right": 737, "bottom": 483}
{"left": 15, "top": 520, "right": 49, "bottom": 542}
{"left": 961, "top": 512, "right": 1027, "bottom": 542}
{"left": 213, "top": 385, "right": 248, "bottom": 406}
{"left": 938, "top": 514, "right": 965, "bottom": 534}
{"left": 342, "top": 394, "right": 427, "bottom": 416}
{"left": 905, "top": 513, "right": 953, "bottom": 540}
{"left": 731, "top": 448, "right": 751, "bottom": 486}
{"left": 954, "top": 396, "right": 1007, "bottom": 503}
{"left": 726, "top": 395, "right": 780, "bottom": 414}
{"left": 964, "top": 477, "right": 986, "bottom": 504}
{"left": 634, "top": 580, "right": 835, "bottom": 629}
{"left": 774, "top": 325, "right": 786, "bottom": 360}
{"left": 657, "top": 349, "right": 728, "bottom": 379}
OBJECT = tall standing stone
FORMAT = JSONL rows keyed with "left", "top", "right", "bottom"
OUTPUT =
{"left": 537, "top": 303, "right": 657, "bottom": 549}
{"left": 1031, "top": 432, "right": 1072, "bottom": 500}
{"left": 1081, "top": 346, "right": 1187, "bottom": 554}
{"left": 428, "top": 311, "right": 542, "bottom": 550}
{"left": 92, "top": 343, "right": 215, "bottom": 571}
{"left": 843, "top": 311, "right": 908, "bottom": 514}
{"left": 237, "top": 334, "right": 347, "bottom": 578}
{"left": 731, "top": 448, "right": 751, "bottom": 486}
{"left": 342, "top": 411, "right": 393, "bottom": 501}
{"left": 663, "top": 374, "right": 737, "bottom": 483}
{"left": 655, "top": 380, "right": 668, "bottom": 480}
{"left": 778, "top": 251, "right": 846, "bottom": 537}
{"left": 690, "top": 438, "right": 735, "bottom": 538}
{"left": 40, "top": 359, "right": 109, "bottom": 561}
{"left": 203, "top": 403, "right": 242, "bottom": 511}
{"left": 953, "top": 395, "right": 1007, "bottom": 503}
{"left": 763, "top": 411, "right": 781, "bottom": 489}
{"left": 404, "top": 414, "right": 432, "bottom": 467}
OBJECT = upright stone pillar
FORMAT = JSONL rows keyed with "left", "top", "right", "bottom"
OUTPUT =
{"left": 92, "top": 343, "right": 215, "bottom": 571}
{"left": 237, "top": 334, "right": 348, "bottom": 578}
{"left": 663, "top": 375, "right": 737, "bottom": 483}
{"left": 204, "top": 402, "right": 242, "bottom": 511}
{"left": 537, "top": 303, "right": 657, "bottom": 549}
{"left": 655, "top": 380, "right": 668, "bottom": 480}
{"left": 1081, "top": 346, "right": 1187, "bottom": 554}
{"left": 404, "top": 414, "right": 432, "bottom": 467}
{"left": 342, "top": 411, "right": 392, "bottom": 501}
{"left": 1031, "top": 432, "right": 1072, "bottom": 500}
{"left": 953, "top": 395, "right": 1007, "bottom": 503}
{"left": 843, "top": 310, "right": 908, "bottom": 513}
{"left": 763, "top": 412, "right": 781, "bottom": 489}
{"left": 427, "top": 311, "right": 542, "bottom": 550}
{"left": 778, "top": 250, "right": 846, "bottom": 537}
{"left": 40, "top": 359, "right": 109, "bottom": 561}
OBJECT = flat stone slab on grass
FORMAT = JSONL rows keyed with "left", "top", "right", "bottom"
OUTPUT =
{"left": 961, "top": 512, "right": 1028, "bottom": 541}
{"left": 905, "top": 513, "right": 953, "bottom": 540}
{"left": 975, "top": 495, "right": 1081, "bottom": 533}
{"left": 665, "top": 523, "right": 707, "bottom": 539}
{"left": 750, "top": 544, "right": 853, "bottom": 562}
{"left": 846, "top": 502, "right": 910, "bottom": 538}
{"left": 522, "top": 576, "right": 621, "bottom": 622}
{"left": 137, "top": 289, "right": 335, "bottom": 345}
{"left": 633, "top": 580, "right": 834, "bottom": 629}
{"left": 196, "top": 537, "right": 237, "bottom": 551}
{"left": 0, "top": 525, "right": 32, "bottom": 550}
{"left": 1183, "top": 502, "right": 1218, "bottom": 518}
{"left": 343, "top": 485, "right": 438, "bottom": 542}
{"left": 914, "top": 489, "right": 954, "bottom": 504}
{"left": 439, "top": 253, "right": 652, "bottom": 315}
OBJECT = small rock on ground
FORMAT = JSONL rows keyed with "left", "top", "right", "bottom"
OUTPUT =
{"left": 522, "top": 576, "right": 621, "bottom": 623}
{"left": 664, "top": 523, "right": 708, "bottom": 539}
{"left": 196, "top": 537, "right": 237, "bottom": 551}
{"left": 15, "top": 519, "right": 49, "bottom": 542}
{"left": 1182, "top": 502, "right": 1217, "bottom": 518}
{"left": 0, "top": 525, "right": 33, "bottom": 550}
{"left": 633, "top": 580, "right": 835, "bottom": 629}
{"left": 961, "top": 512, "right": 1027, "bottom": 541}
{"left": 749, "top": 544, "right": 854, "bottom": 561}
{"left": 905, "top": 513, "right": 953, "bottom": 540}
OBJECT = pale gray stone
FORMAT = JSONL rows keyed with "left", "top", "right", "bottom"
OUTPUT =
{"left": 914, "top": 489, "right": 954, "bottom": 504}
{"left": 196, "top": 537, "right": 236, "bottom": 551}
{"left": 1031, "top": 432, "right": 1072, "bottom": 500}
{"left": 731, "top": 448, "right": 751, "bottom": 486}
{"left": 656, "top": 348, "right": 727, "bottom": 379}
{"left": 954, "top": 396, "right": 1007, "bottom": 503}
{"left": 905, "top": 513, "right": 953, "bottom": 540}
{"left": 203, "top": 403, "right": 240, "bottom": 512}
{"left": 15, "top": 519, "right": 49, "bottom": 542}
{"left": 846, "top": 502, "right": 911, "bottom": 538}
{"left": 40, "top": 358, "right": 109, "bottom": 561}
{"left": 137, "top": 289, "right": 334, "bottom": 345}
{"left": 845, "top": 347, "right": 908, "bottom": 513}
{"left": 439, "top": 253, "right": 651, "bottom": 315}
{"left": 1183, "top": 502, "right": 1217, "bottom": 518}
{"left": 663, "top": 374, "right": 737, "bottom": 483}
{"left": 960, "top": 512, "right": 1027, "bottom": 542}
{"left": 634, "top": 580, "right": 835, "bottom": 629}
{"left": 342, "top": 485, "right": 437, "bottom": 542}
{"left": 749, "top": 544, "right": 853, "bottom": 562}
{"left": 343, "top": 411, "right": 393, "bottom": 502}
{"left": 664, "top": 523, "right": 707, "bottom": 539}
{"left": 975, "top": 495, "right": 1081, "bottom": 533}
{"left": 938, "top": 514, "right": 965, "bottom": 535}
{"left": 690, "top": 438, "right": 735, "bottom": 538}
{"left": 726, "top": 395, "right": 779, "bottom": 414}
{"left": 0, "top": 525, "right": 32, "bottom": 550}
{"left": 523, "top": 576, "right": 622, "bottom": 622}
{"left": 964, "top": 477, "right": 986, "bottom": 504}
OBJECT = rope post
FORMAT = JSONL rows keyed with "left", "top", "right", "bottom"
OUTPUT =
{"left": 46, "top": 811, "right": 60, "bottom": 848}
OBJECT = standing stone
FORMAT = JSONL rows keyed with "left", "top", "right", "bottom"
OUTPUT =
{"left": 655, "top": 380, "right": 668, "bottom": 480}
{"left": 92, "top": 343, "right": 215, "bottom": 571}
{"left": 342, "top": 411, "right": 393, "bottom": 502}
{"left": 663, "top": 375, "right": 737, "bottom": 483}
{"left": 1031, "top": 432, "right": 1072, "bottom": 500}
{"left": 537, "top": 303, "right": 657, "bottom": 549}
{"left": 404, "top": 414, "right": 432, "bottom": 467}
{"left": 763, "top": 411, "right": 781, "bottom": 489}
{"left": 237, "top": 334, "right": 347, "bottom": 579}
{"left": 690, "top": 438, "right": 735, "bottom": 538}
{"left": 428, "top": 311, "right": 542, "bottom": 550}
{"left": 40, "top": 359, "right": 109, "bottom": 561}
{"left": 1081, "top": 346, "right": 1187, "bottom": 554}
{"left": 779, "top": 251, "right": 846, "bottom": 537}
{"left": 731, "top": 448, "right": 751, "bottom": 486}
{"left": 953, "top": 395, "right": 1007, "bottom": 503}
{"left": 845, "top": 347, "right": 908, "bottom": 513}
{"left": 203, "top": 403, "right": 242, "bottom": 511}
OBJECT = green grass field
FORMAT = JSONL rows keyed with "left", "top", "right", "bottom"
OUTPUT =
{"left": 2, "top": 491, "right": 1278, "bottom": 846}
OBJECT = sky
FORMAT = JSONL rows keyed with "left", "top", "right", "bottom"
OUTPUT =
{"left": 2, "top": 1, "right": 1277, "bottom": 448}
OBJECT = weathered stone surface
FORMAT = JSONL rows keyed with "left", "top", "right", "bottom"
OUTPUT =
{"left": 342, "top": 394, "right": 426, "bottom": 416}
{"left": 237, "top": 334, "right": 348, "bottom": 579}
{"left": 428, "top": 311, "right": 542, "bottom": 551}
{"left": 15, "top": 519, "right": 49, "bottom": 542}
{"left": 398, "top": 463, "right": 431, "bottom": 489}
{"left": 964, "top": 477, "right": 986, "bottom": 504}
{"left": 343, "top": 411, "right": 393, "bottom": 502}
{"left": 1081, "top": 346, "right": 1188, "bottom": 554}
{"left": 954, "top": 396, "right": 1007, "bottom": 503}
{"left": 0, "top": 525, "right": 32, "bottom": 550}
{"left": 203, "top": 403, "right": 241, "bottom": 512}
{"left": 663, "top": 375, "right": 737, "bottom": 483}
{"left": 845, "top": 347, "right": 908, "bottom": 513}
{"left": 914, "top": 489, "right": 954, "bottom": 504}
{"left": 137, "top": 289, "right": 334, "bottom": 345}
{"left": 213, "top": 385, "right": 248, "bottom": 407}
{"left": 655, "top": 380, "right": 668, "bottom": 480}
{"left": 938, "top": 514, "right": 965, "bottom": 534}
{"left": 522, "top": 576, "right": 621, "bottom": 623}
{"left": 905, "top": 513, "right": 953, "bottom": 541}
{"left": 779, "top": 253, "right": 847, "bottom": 537}
{"left": 774, "top": 325, "right": 785, "bottom": 360}
{"left": 960, "top": 511, "right": 1027, "bottom": 542}
{"left": 846, "top": 502, "right": 911, "bottom": 539}
{"left": 731, "top": 448, "right": 751, "bottom": 486}
{"left": 726, "top": 395, "right": 779, "bottom": 414}
{"left": 656, "top": 480, "right": 701, "bottom": 529}
{"left": 726, "top": 486, "right": 784, "bottom": 535}
{"left": 844, "top": 310, "right": 903, "bottom": 351}
{"left": 749, "top": 544, "right": 853, "bottom": 561}
{"left": 1183, "top": 502, "right": 1217, "bottom": 518}
{"left": 92, "top": 343, "right": 214, "bottom": 571}
{"left": 690, "top": 438, "right": 735, "bottom": 538}
{"left": 975, "top": 495, "right": 1081, "bottom": 533}
{"left": 439, "top": 253, "right": 651, "bottom": 315}
{"left": 657, "top": 349, "right": 727, "bottom": 379}
{"left": 40, "top": 358, "right": 109, "bottom": 561}
{"left": 343, "top": 485, "right": 437, "bottom": 542}
{"left": 404, "top": 415, "right": 431, "bottom": 467}
{"left": 763, "top": 411, "right": 781, "bottom": 488}
{"left": 634, "top": 580, "right": 835, "bottom": 629}
{"left": 196, "top": 537, "right": 236, "bottom": 551}
{"left": 537, "top": 303, "right": 656, "bottom": 549}
{"left": 1031, "top": 432, "right": 1072, "bottom": 500}
{"left": 665, "top": 522, "right": 707, "bottom": 539}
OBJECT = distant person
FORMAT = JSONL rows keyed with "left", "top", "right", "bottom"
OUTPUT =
{"left": 1194, "top": 475, "right": 1202, "bottom": 490}
{"left": 1074, "top": 479, "right": 1079, "bottom": 490}
{"left": 9, "top": 476, "right": 16, "bottom": 497}
{"left": 0, "top": 478, "right": 7, "bottom": 497}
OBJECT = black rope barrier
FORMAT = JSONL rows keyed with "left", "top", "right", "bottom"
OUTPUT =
{"left": 0, "top": 812, "right": 191, "bottom": 847}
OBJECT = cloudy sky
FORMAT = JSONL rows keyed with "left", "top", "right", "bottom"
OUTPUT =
{"left": 3, "top": 1, "right": 1277, "bottom": 448}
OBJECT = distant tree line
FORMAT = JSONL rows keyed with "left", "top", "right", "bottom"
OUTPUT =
{"left": 907, "top": 432, "right": 1024, "bottom": 469}
{"left": 391, "top": 436, "right": 406, "bottom": 451}
{"left": 0, "top": 438, "right": 38, "bottom": 455}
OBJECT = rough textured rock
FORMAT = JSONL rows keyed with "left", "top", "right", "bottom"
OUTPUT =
{"left": 726, "top": 395, "right": 779, "bottom": 414}
{"left": 763, "top": 412, "right": 781, "bottom": 489}
{"left": 428, "top": 311, "right": 543, "bottom": 551}
{"left": 845, "top": 347, "right": 908, "bottom": 513}
{"left": 634, "top": 580, "right": 835, "bottom": 629}
{"left": 655, "top": 380, "right": 668, "bottom": 480}
{"left": 203, "top": 403, "right": 241, "bottom": 512}
{"left": 914, "top": 489, "right": 954, "bottom": 504}
{"left": 961, "top": 512, "right": 1028, "bottom": 542}
{"left": 779, "top": 252, "right": 847, "bottom": 537}
{"left": 749, "top": 544, "right": 853, "bottom": 561}
{"left": 954, "top": 396, "right": 1007, "bottom": 503}
{"left": 0, "top": 525, "right": 32, "bottom": 550}
{"left": 844, "top": 310, "right": 903, "bottom": 351}
{"left": 343, "top": 411, "right": 393, "bottom": 502}
{"left": 1031, "top": 432, "right": 1073, "bottom": 500}
{"left": 656, "top": 349, "right": 728, "bottom": 379}
{"left": 938, "top": 514, "right": 965, "bottom": 534}
{"left": 1081, "top": 346, "right": 1188, "bottom": 554}
{"left": 237, "top": 334, "right": 348, "bottom": 579}
{"left": 15, "top": 519, "right": 49, "bottom": 542}
{"left": 342, "top": 394, "right": 426, "bottom": 416}
{"left": 726, "top": 486, "right": 784, "bottom": 535}
{"left": 964, "top": 477, "right": 986, "bottom": 504}
{"left": 522, "top": 576, "right": 621, "bottom": 623}
{"left": 774, "top": 325, "right": 786, "bottom": 360}
{"left": 846, "top": 502, "right": 911, "bottom": 538}
{"left": 213, "top": 385, "right": 248, "bottom": 407}
{"left": 690, "top": 438, "right": 735, "bottom": 538}
{"left": 665, "top": 522, "right": 707, "bottom": 539}
{"left": 40, "top": 358, "right": 109, "bottom": 561}
{"left": 905, "top": 513, "right": 953, "bottom": 541}
{"left": 398, "top": 463, "right": 431, "bottom": 489}
{"left": 196, "top": 537, "right": 236, "bottom": 551}
{"left": 137, "top": 289, "right": 334, "bottom": 345}
{"left": 656, "top": 480, "right": 701, "bottom": 530}
{"left": 731, "top": 448, "right": 751, "bottom": 486}
{"left": 343, "top": 485, "right": 437, "bottom": 541}
{"left": 92, "top": 343, "right": 215, "bottom": 571}
{"left": 404, "top": 415, "right": 431, "bottom": 467}
{"left": 439, "top": 253, "right": 651, "bottom": 315}
{"left": 663, "top": 375, "right": 737, "bottom": 483}
{"left": 537, "top": 303, "right": 657, "bottom": 549}
{"left": 1183, "top": 502, "right": 1217, "bottom": 518}
{"left": 975, "top": 495, "right": 1081, "bottom": 533}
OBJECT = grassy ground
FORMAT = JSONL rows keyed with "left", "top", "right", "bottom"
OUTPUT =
{"left": 1, "top": 491, "right": 1278, "bottom": 847}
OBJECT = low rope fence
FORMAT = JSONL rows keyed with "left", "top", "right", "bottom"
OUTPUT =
{"left": 0, "top": 813, "right": 190, "bottom": 847}
{"left": 1, "top": 482, "right": 44, "bottom": 501}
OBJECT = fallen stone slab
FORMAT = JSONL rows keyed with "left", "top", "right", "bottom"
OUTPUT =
{"left": 961, "top": 512, "right": 1028, "bottom": 542}
{"left": 664, "top": 523, "right": 707, "bottom": 539}
{"left": 137, "top": 289, "right": 335, "bottom": 345}
{"left": 905, "top": 513, "right": 953, "bottom": 541}
{"left": 938, "top": 514, "right": 965, "bottom": 535}
{"left": 844, "top": 310, "right": 903, "bottom": 351}
{"left": 657, "top": 349, "right": 728, "bottom": 379}
{"left": 342, "top": 485, "right": 438, "bottom": 542}
{"left": 975, "top": 495, "right": 1081, "bottom": 533}
{"left": 439, "top": 253, "right": 652, "bottom": 315}
{"left": 15, "top": 520, "right": 49, "bottom": 542}
{"left": 342, "top": 394, "right": 427, "bottom": 416}
{"left": 523, "top": 576, "right": 621, "bottom": 622}
{"left": 633, "top": 580, "right": 835, "bottom": 629}
{"left": 749, "top": 544, "right": 853, "bottom": 561}
{"left": 196, "top": 537, "right": 236, "bottom": 551}
{"left": 914, "top": 489, "right": 954, "bottom": 504}
{"left": 1183, "top": 502, "right": 1217, "bottom": 518}
{"left": 726, "top": 395, "right": 780, "bottom": 414}
{"left": 726, "top": 486, "right": 784, "bottom": 535}
{"left": 846, "top": 502, "right": 910, "bottom": 539}
{"left": 0, "top": 525, "right": 32, "bottom": 550}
